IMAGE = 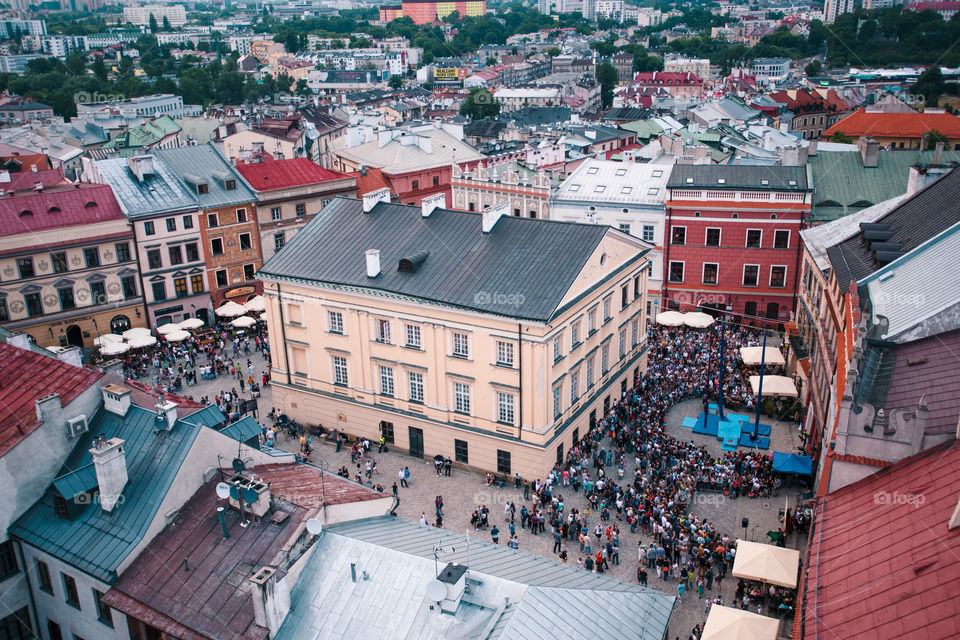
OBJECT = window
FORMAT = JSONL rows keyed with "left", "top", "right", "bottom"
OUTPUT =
{"left": 619, "top": 329, "right": 626, "bottom": 357}
{"left": 770, "top": 265, "right": 787, "bottom": 287}
{"left": 497, "top": 392, "right": 515, "bottom": 424}
{"left": 333, "top": 356, "right": 348, "bottom": 385}
{"left": 496, "top": 340, "right": 514, "bottom": 366}
{"left": 553, "top": 386, "right": 562, "bottom": 418}
{"left": 619, "top": 223, "right": 631, "bottom": 234}
{"left": 165, "top": 217, "right": 176, "bottom": 232}
{"left": 587, "top": 308, "right": 596, "bottom": 333}
{"left": 90, "top": 281, "right": 106, "bottom": 305}
{"left": 774, "top": 230, "right": 790, "bottom": 248}
{"left": 379, "top": 366, "right": 394, "bottom": 396}
{"left": 671, "top": 227, "right": 686, "bottom": 244}
{"left": 152, "top": 282, "right": 167, "bottom": 301}
{"left": 703, "top": 263, "right": 718, "bottom": 285}
{"left": 603, "top": 296, "right": 611, "bottom": 320}
{"left": 144, "top": 220, "right": 155, "bottom": 236}
{"left": 452, "top": 332, "right": 469, "bottom": 358}
{"left": 24, "top": 293, "right": 42, "bottom": 317}
{"left": 497, "top": 450, "right": 511, "bottom": 475}
{"left": 745, "top": 301, "right": 757, "bottom": 318}
{"left": 47, "top": 621, "right": 62, "bottom": 640}
{"left": 411, "top": 180, "right": 419, "bottom": 190}
{"left": 620, "top": 186, "right": 633, "bottom": 194}
{"left": 115, "top": 243, "right": 131, "bottom": 263}
{"left": 295, "top": 203, "right": 306, "bottom": 218}
{"left": 615, "top": 168, "right": 627, "bottom": 176}
{"left": 16, "top": 257, "right": 34, "bottom": 279}
{"left": 570, "top": 370, "right": 579, "bottom": 404}
{"left": 705, "top": 228, "right": 721, "bottom": 246}
{"left": 647, "top": 187, "right": 659, "bottom": 195}
{"left": 185, "top": 243, "right": 199, "bottom": 262}
{"left": 0, "top": 541, "right": 18, "bottom": 581}
{"left": 50, "top": 252, "right": 68, "bottom": 274}
{"left": 225, "top": 179, "right": 236, "bottom": 190}
{"left": 669, "top": 261, "right": 684, "bottom": 283}
{"left": 409, "top": 372, "right": 424, "bottom": 402}
{"left": 376, "top": 319, "right": 391, "bottom": 343}
{"left": 553, "top": 336, "right": 562, "bottom": 362}
{"left": 379, "top": 422, "right": 394, "bottom": 444}
{"left": 236, "top": 209, "right": 247, "bottom": 222}
{"left": 601, "top": 343, "right": 609, "bottom": 372}
{"left": 243, "top": 264, "right": 255, "bottom": 280}
{"left": 329, "top": 310, "right": 343, "bottom": 334}
{"left": 274, "top": 232, "right": 285, "bottom": 252}
{"left": 454, "top": 382, "right": 470, "bottom": 413}
{"left": 121, "top": 276, "right": 137, "bottom": 300}
{"left": 271, "top": 207, "right": 282, "bottom": 221}
{"left": 216, "top": 270, "right": 228, "bottom": 287}
{"left": 239, "top": 233, "right": 251, "bottom": 250}
{"left": 0, "top": 606, "right": 31, "bottom": 639}
{"left": 743, "top": 264, "right": 760, "bottom": 286}
{"left": 571, "top": 322, "right": 580, "bottom": 346}
{"left": 454, "top": 439, "right": 468, "bottom": 463}
{"left": 746, "top": 229, "right": 762, "bottom": 248}
{"left": 169, "top": 245, "right": 183, "bottom": 265}
{"left": 211, "top": 238, "right": 224, "bottom": 255}
{"left": 634, "top": 275, "right": 641, "bottom": 299}
{"left": 190, "top": 275, "right": 203, "bottom": 294}
{"left": 174, "top": 277, "right": 187, "bottom": 297}
{"left": 621, "top": 285, "right": 629, "bottom": 308}
{"left": 182, "top": 215, "right": 193, "bottom": 229}
{"left": 406, "top": 324, "right": 421, "bottom": 348}
{"left": 631, "top": 319, "right": 639, "bottom": 346}
{"left": 62, "top": 573, "right": 79, "bottom": 609}
{"left": 587, "top": 167, "right": 599, "bottom": 175}
{"left": 594, "top": 185, "right": 605, "bottom": 193}
{"left": 207, "top": 213, "right": 218, "bottom": 227}
{"left": 36, "top": 560, "right": 52, "bottom": 593}
{"left": 147, "top": 249, "right": 162, "bottom": 270}
{"left": 58, "top": 287, "right": 75, "bottom": 310}
{"left": 642, "top": 225, "right": 655, "bottom": 242}
{"left": 586, "top": 357, "right": 594, "bottom": 386}
{"left": 94, "top": 589, "right": 113, "bottom": 627}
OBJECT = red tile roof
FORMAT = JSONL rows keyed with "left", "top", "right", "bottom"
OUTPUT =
{"left": 235, "top": 158, "right": 351, "bottom": 192}
{"left": 883, "top": 331, "right": 960, "bottom": 434}
{"left": 349, "top": 167, "right": 393, "bottom": 197}
{"left": 0, "top": 340, "right": 102, "bottom": 458}
{"left": 0, "top": 183, "right": 125, "bottom": 237}
{"left": 253, "top": 462, "right": 386, "bottom": 507}
{"left": 801, "top": 438, "right": 960, "bottom": 640}
{"left": 3, "top": 167, "right": 67, "bottom": 192}
{"left": 824, "top": 108, "right": 960, "bottom": 140}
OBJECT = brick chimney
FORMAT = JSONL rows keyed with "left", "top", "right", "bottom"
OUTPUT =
{"left": 90, "top": 437, "right": 127, "bottom": 513}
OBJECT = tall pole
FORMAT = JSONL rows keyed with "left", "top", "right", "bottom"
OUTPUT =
{"left": 717, "top": 310, "right": 727, "bottom": 421}
{"left": 753, "top": 331, "right": 767, "bottom": 439}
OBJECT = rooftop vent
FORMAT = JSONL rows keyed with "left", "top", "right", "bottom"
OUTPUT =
{"left": 365, "top": 249, "right": 381, "bottom": 278}
{"left": 398, "top": 251, "right": 429, "bottom": 273}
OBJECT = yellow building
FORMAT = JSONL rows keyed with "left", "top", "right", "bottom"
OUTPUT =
{"left": 258, "top": 193, "right": 652, "bottom": 477}
{"left": 0, "top": 182, "right": 147, "bottom": 348}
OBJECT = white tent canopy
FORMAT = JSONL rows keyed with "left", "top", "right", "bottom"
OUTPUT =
{"left": 156, "top": 322, "right": 182, "bottom": 335}
{"left": 683, "top": 311, "right": 715, "bottom": 328}
{"left": 655, "top": 311, "right": 685, "bottom": 326}
{"left": 231, "top": 315, "right": 255, "bottom": 328}
{"left": 100, "top": 342, "right": 131, "bottom": 356}
{"left": 178, "top": 318, "right": 205, "bottom": 330}
{"left": 740, "top": 346, "right": 785, "bottom": 366}
{"left": 94, "top": 334, "right": 123, "bottom": 347}
{"left": 244, "top": 295, "right": 265, "bottom": 312}
{"left": 701, "top": 606, "right": 780, "bottom": 640}
{"left": 164, "top": 330, "right": 191, "bottom": 342}
{"left": 215, "top": 300, "right": 247, "bottom": 317}
{"left": 127, "top": 335, "right": 157, "bottom": 349}
{"left": 732, "top": 539, "right": 800, "bottom": 588}
{"left": 749, "top": 375, "right": 798, "bottom": 398}
{"left": 122, "top": 327, "right": 152, "bottom": 340}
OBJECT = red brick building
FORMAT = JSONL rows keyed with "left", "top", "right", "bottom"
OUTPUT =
{"left": 663, "top": 165, "right": 811, "bottom": 327}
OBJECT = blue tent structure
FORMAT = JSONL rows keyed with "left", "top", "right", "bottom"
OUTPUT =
{"left": 772, "top": 452, "right": 813, "bottom": 476}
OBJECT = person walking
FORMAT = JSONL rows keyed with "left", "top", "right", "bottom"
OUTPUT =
{"left": 553, "top": 528, "right": 563, "bottom": 554}
{"left": 491, "top": 525, "right": 500, "bottom": 545}
{"left": 399, "top": 468, "right": 408, "bottom": 488}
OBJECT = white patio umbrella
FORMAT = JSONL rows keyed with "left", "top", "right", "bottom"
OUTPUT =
{"left": 683, "top": 311, "right": 715, "bottom": 328}
{"left": 732, "top": 539, "right": 800, "bottom": 589}
{"left": 100, "top": 341, "right": 131, "bottom": 356}
{"left": 749, "top": 375, "right": 798, "bottom": 398}
{"left": 122, "top": 327, "right": 152, "bottom": 340}
{"left": 740, "top": 346, "right": 786, "bottom": 366}
{"left": 164, "top": 329, "right": 191, "bottom": 342}
{"left": 655, "top": 310, "right": 685, "bottom": 326}
{"left": 215, "top": 300, "right": 246, "bottom": 317}
{"left": 701, "top": 606, "right": 780, "bottom": 640}
{"left": 178, "top": 317, "right": 205, "bottom": 330}
{"left": 156, "top": 322, "right": 182, "bottom": 335}
{"left": 127, "top": 335, "right": 157, "bottom": 349}
{"left": 94, "top": 334, "right": 123, "bottom": 347}
{"left": 244, "top": 295, "right": 266, "bottom": 312}
{"left": 231, "top": 315, "right": 256, "bottom": 328}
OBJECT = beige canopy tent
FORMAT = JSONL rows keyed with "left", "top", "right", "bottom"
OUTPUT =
{"left": 244, "top": 295, "right": 266, "bottom": 312}
{"left": 127, "top": 335, "right": 157, "bottom": 349}
{"left": 156, "top": 322, "right": 182, "bottom": 336}
{"left": 178, "top": 318, "right": 205, "bottom": 330}
{"left": 655, "top": 311, "right": 685, "bottom": 326}
{"left": 94, "top": 334, "right": 123, "bottom": 347}
{"left": 215, "top": 300, "right": 247, "bottom": 317}
{"left": 701, "top": 606, "right": 780, "bottom": 640}
{"left": 100, "top": 341, "right": 131, "bottom": 356}
{"left": 732, "top": 539, "right": 800, "bottom": 588}
{"left": 231, "top": 315, "right": 256, "bottom": 328}
{"left": 122, "top": 327, "right": 152, "bottom": 340}
{"left": 164, "top": 330, "right": 191, "bottom": 342}
{"left": 739, "top": 346, "right": 785, "bottom": 366}
{"left": 683, "top": 311, "right": 715, "bottom": 328}
{"left": 749, "top": 375, "right": 798, "bottom": 398}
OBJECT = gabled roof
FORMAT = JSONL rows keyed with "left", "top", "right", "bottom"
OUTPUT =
{"left": 93, "top": 155, "right": 198, "bottom": 218}
{"left": 3, "top": 167, "right": 68, "bottom": 191}
{"left": 0, "top": 182, "right": 125, "bottom": 237}
{"left": 155, "top": 143, "right": 255, "bottom": 208}
{"left": 556, "top": 158, "right": 671, "bottom": 206}
{"left": 883, "top": 330, "right": 960, "bottom": 434}
{"left": 0, "top": 340, "right": 102, "bottom": 458}
{"left": 802, "top": 438, "right": 960, "bottom": 640}
{"left": 333, "top": 128, "right": 484, "bottom": 175}
{"left": 258, "top": 197, "right": 628, "bottom": 323}
{"left": 235, "top": 158, "right": 351, "bottom": 192}
{"left": 349, "top": 167, "right": 393, "bottom": 196}
{"left": 463, "top": 118, "right": 506, "bottom": 138}
{"left": 667, "top": 164, "right": 808, "bottom": 190}
{"left": 824, "top": 108, "right": 960, "bottom": 139}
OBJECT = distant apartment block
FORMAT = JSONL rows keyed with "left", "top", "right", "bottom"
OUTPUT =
{"left": 122, "top": 4, "right": 187, "bottom": 27}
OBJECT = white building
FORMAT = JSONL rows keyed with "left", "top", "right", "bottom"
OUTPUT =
{"left": 493, "top": 87, "right": 562, "bottom": 110}
{"left": 0, "top": 19, "right": 46, "bottom": 39}
{"left": 596, "top": 0, "right": 624, "bottom": 21}
{"left": 751, "top": 57, "right": 792, "bottom": 84}
{"left": 76, "top": 94, "right": 190, "bottom": 119}
{"left": 122, "top": 4, "right": 187, "bottom": 28}
{"left": 664, "top": 54, "right": 711, "bottom": 81}
{"left": 551, "top": 158, "right": 673, "bottom": 305}
{"left": 823, "top": 0, "right": 854, "bottom": 22}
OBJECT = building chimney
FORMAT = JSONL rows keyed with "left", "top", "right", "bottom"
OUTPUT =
{"left": 421, "top": 192, "right": 445, "bottom": 217}
{"left": 366, "top": 249, "right": 381, "bottom": 277}
{"left": 858, "top": 137, "right": 879, "bottom": 168}
{"left": 934, "top": 141, "right": 944, "bottom": 165}
{"left": 808, "top": 139, "right": 818, "bottom": 156}
{"left": 362, "top": 187, "right": 391, "bottom": 213}
{"left": 101, "top": 384, "right": 132, "bottom": 417}
{"left": 5, "top": 332, "right": 31, "bottom": 350}
{"left": 249, "top": 567, "right": 291, "bottom": 638}
{"left": 35, "top": 393, "right": 62, "bottom": 425}
{"left": 90, "top": 437, "right": 127, "bottom": 513}
{"left": 56, "top": 346, "right": 82, "bottom": 368}
{"left": 158, "top": 400, "right": 177, "bottom": 430}
{"left": 482, "top": 202, "right": 510, "bottom": 234}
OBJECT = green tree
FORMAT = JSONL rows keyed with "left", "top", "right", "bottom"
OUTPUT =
{"left": 925, "top": 129, "right": 949, "bottom": 149}
{"left": 914, "top": 65, "right": 944, "bottom": 108}
{"left": 830, "top": 131, "right": 853, "bottom": 144}
{"left": 388, "top": 74, "right": 403, "bottom": 89}
{"left": 65, "top": 52, "right": 86, "bottom": 77}
{"left": 350, "top": 36, "right": 371, "bottom": 48}
{"left": 544, "top": 46, "right": 560, "bottom": 57}
{"left": 162, "top": 15, "right": 171, "bottom": 31}
{"left": 148, "top": 13, "right": 158, "bottom": 33}
{"left": 596, "top": 61, "right": 617, "bottom": 109}
{"left": 485, "top": 56, "right": 497, "bottom": 66}
{"left": 459, "top": 87, "right": 500, "bottom": 119}
{"left": 93, "top": 54, "right": 107, "bottom": 81}
{"left": 805, "top": 59, "right": 822, "bottom": 76}
{"left": 284, "top": 31, "right": 299, "bottom": 53}
{"left": 295, "top": 78, "right": 312, "bottom": 96}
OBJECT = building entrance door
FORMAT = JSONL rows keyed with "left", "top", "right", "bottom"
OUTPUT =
{"left": 408, "top": 426, "right": 424, "bottom": 458}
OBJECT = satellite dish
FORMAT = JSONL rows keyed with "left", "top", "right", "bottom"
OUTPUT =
{"left": 232, "top": 458, "right": 245, "bottom": 472}
{"left": 306, "top": 518, "right": 323, "bottom": 535}
{"left": 425, "top": 580, "right": 446, "bottom": 603}
{"left": 215, "top": 482, "right": 231, "bottom": 499}
{"left": 229, "top": 485, "right": 241, "bottom": 500}
{"left": 242, "top": 487, "right": 259, "bottom": 504}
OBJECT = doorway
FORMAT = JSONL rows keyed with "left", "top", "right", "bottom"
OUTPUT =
{"left": 65, "top": 325, "right": 83, "bottom": 348}
{"left": 408, "top": 426, "right": 424, "bottom": 458}
{"left": 195, "top": 308, "right": 209, "bottom": 326}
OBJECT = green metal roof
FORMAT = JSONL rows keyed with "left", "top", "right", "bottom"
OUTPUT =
{"left": 52, "top": 464, "right": 98, "bottom": 501}
{"left": 219, "top": 416, "right": 261, "bottom": 443}
{"left": 100, "top": 115, "right": 181, "bottom": 150}
{"left": 9, "top": 404, "right": 225, "bottom": 583}
{"left": 619, "top": 119, "right": 664, "bottom": 139}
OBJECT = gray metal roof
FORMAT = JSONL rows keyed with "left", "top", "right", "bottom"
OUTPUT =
{"left": 94, "top": 154, "right": 197, "bottom": 218}
{"left": 154, "top": 143, "right": 255, "bottom": 209}
{"left": 258, "top": 198, "right": 620, "bottom": 323}
{"left": 276, "top": 516, "right": 675, "bottom": 640}
{"left": 667, "top": 164, "right": 808, "bottom": 190}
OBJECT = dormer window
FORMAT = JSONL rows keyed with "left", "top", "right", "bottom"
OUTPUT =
{"left": 197, "top": 183, "right": 209, "bottom": 194}
{"left": 225, "top": 179, "right": 236, "bottom": 190}
{"left": 85, "top": 201, "right": 97, "bottom": 208}
{"left": 19, "top": 209, "right": 32, "bottom": 217}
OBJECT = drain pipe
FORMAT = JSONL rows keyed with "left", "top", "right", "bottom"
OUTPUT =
{"left": 517, "top": 322, "right": 522, "bottom": 441}
{"left": 275, "top": 282, "right": 292, "bottom": 385}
